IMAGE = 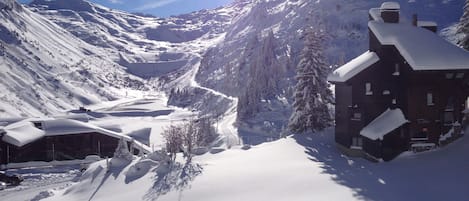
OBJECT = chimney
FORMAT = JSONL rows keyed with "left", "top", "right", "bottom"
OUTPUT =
{"left": 380, "top": 2, "right": 400, "bottom": 23}
{"left": 412, "top": 14, "right": 418, "bottom": 26}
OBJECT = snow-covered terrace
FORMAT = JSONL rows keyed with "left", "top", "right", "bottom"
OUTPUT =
{"left": 360, "top": 108, "right": 409, "bottom": 140}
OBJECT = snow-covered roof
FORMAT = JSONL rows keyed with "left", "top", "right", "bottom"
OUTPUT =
{"left": 54, "top": 113, "right": 91, "bottom": 122}
{"left": 380, "top": 2, "right": 400, "bottom": 10}
{"left": 1, "top": 121, "right": 45, "bottom": 147}
{"left": 369, "top": 8, "right": 383, "bottom": 22}
{"left": 41, "top": 119, "right": 151, "bottom": 153}
{"left": 327, "top": 51, "right": 380, "bottom": 83}
{"left": 369, "top": 21, "right": 469, "bottom": 70}
{"left": 0, "top": 118, "right": 150, "bottom": 152}
{"left": 360, "top": 108, "right": 408, "bottom": 140}
{"left": 43, "top": 119, "right": 99, "bottom": 136}
{"left": 417, "top": 21, "right": 437, "bottom": 27}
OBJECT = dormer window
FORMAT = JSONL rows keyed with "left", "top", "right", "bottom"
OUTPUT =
{"left": 456, "top": 73, "right": 465, "bottom": 79}
{"left": 393, "top": 63, "right": 400, "bottom": 76}
{"left": 365, "top": 82, "right": 373, "bottom": 95}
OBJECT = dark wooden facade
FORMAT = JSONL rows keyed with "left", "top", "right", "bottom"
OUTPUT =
{"left": 0, "top": 132, "right": 121, "bottom": 165}
{"left": 332, "top": 6, "right": 469, "bottom": 161}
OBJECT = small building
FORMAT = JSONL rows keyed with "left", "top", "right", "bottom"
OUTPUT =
{"left": 0, "top": 118, "right": 150, "bottom": 167}
{"left": 328, "top": 2, "right": 469, "bottom": 161}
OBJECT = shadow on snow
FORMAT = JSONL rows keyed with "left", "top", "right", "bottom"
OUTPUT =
{"left": 143, "top": 161, "right": 203, "bottom": 201}
{"left": 292, "top": 128, "right": 469, "bottom": 201}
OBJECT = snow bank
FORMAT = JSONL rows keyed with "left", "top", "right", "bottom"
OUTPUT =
{"left": 327, "top": 51, "right": 380, "bottom": 83}
{"left": 39, "top": 128, "right": 469, "bottom": 201}
{"left": 1, "top": 121, "right": 45, "bottom": 147}
{"left": 360, "top": 108, "right": 408, "bottom": 140}
{"left": 369, "top": 21, "right": 469, "bottom": 70}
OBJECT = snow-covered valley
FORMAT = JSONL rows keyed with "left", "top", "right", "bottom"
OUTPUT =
{"left": 0, "top": 0, "right": 468, "bottom": 200}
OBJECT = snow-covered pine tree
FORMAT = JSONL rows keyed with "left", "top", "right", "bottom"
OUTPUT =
{"left": 113, "top": 137, "right": 133, "bottom": 161}
{"left": 288, "top": 28, "right": 333, "bottom": 133}
{"left": 238, "top": 31, "right": 282, "bottom": 120}
{"left": 458, "top": 0, "right": 469, "bottom": 50}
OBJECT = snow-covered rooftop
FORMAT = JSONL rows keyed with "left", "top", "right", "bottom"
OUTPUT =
{"left": 369, "top": 21, "right": 469, "bottom": 71}
{"left": 360, "top": 108, "right": 408, "bottom": 140}
{"left": 327, "top": 51, "right": 380, "bottom": 83}
{"left": 417, "top": 21, "right": 437, "bottom": 27}
{"left": 0, "top": 118, "right": 151, "bottom": 152}
{"left": 1, "top": 121, "right": 45, "bottom": 147}
{"left": 380, "top": 2, "right": 400, "bottom": 10}
{"left": 43, "top": 119, "right": 98, "bottom": 136}
{"left": 41, "top": 119, "right": 150, "bottom": 152}
{"left": 369, "top": 8, "right": 383, "bottom": 22}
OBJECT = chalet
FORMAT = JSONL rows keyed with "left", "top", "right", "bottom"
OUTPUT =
{"left": 0, "top": 118, "right": 150, "bottom": 168}
{"left": 327, "top": 2, "right": 469, "bottom": 161}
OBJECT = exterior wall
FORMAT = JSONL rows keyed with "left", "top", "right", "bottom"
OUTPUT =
{"left": 405, "top": 71, "right": 469, "bottom": 143}
{"left": 335, "top": 31, "right": 413, "bottom": 160}
{"left": 334, "top": 83, "right": 353, "bottom": 147}
{"left": 0, "top": 132, "right": 121, "bottom": 165}
{"left": 362, "top": 128, "right": 405, "bottom": 161}
{"left": 381, "top": 11, "right": 399, "bottom": 23}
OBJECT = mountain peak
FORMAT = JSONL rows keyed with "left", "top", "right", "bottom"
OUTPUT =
{"left": 30, "top": 0, "right": 95, "bottom": 13}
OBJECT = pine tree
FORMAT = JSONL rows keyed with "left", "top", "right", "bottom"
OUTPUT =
{"left": 288, "top": 28, "right": 333, "bottom": 133}
{"left": 238, "top": 31, "right": 282, "bottom": 120}
{"left": 458, "top": 0, "right": 469, "bottom": 50}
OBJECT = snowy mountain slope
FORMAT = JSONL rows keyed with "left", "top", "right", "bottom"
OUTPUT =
{"left": 27, "top": 0, "right": 234, "bottom": 79}
{"left": 6, "top": 0, "right": 466, "bottom": 136}
{"left": 0, "top": 0, "right": 147, "bottom": 117}
{"left": 40, "top": 128, "right": 469, "bottom": 201}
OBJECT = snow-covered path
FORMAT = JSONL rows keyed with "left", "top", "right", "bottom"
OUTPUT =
{"left": 189, "top": 60, "right": 241, "bottom": 148}
{"left": 0, "top": 166, "right": 81, "bottom": 201}
{"left": 177, "top": 34, "right": 241, "bottom": 148}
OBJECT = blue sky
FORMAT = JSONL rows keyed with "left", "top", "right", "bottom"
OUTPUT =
{"left": 17, "top": 0, "right": 233, "bottom": 17}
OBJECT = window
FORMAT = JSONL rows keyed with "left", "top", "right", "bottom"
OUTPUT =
{"left": 351, "top": 112, "right": 362, "bottom": 121}
{"left": 443, "top": 111, "right": 454, "bottom": 125}
{"left": 445, "top": 73, "right": 454, "bottom": 79}
{"left": 365, "top": 82, "right": 373, "bottom": 95}
{"left": 456, "top": 72, "right": 465, "bottom": 79}
{"left": 393, "top": 63, "right": 400, "bottom": 76}
{"left": 351, "top": 137, "right": 363, "bottom": 149}
{"left": 427, "top": 93, "right": 434, "bottom": 106}
{"left": 445, "top": 97, "right": 454, "bottom": 111}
